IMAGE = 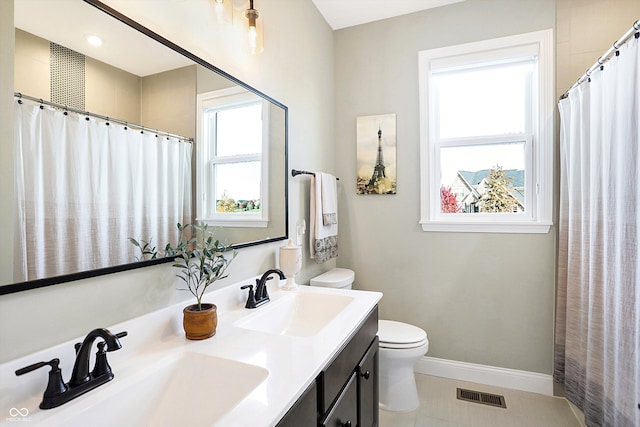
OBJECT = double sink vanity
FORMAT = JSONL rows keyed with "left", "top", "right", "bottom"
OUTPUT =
{"left": 0, "top": 278, "right": 382, "bottom": 426}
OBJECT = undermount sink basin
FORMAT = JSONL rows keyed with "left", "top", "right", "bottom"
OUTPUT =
{"left": 55, "top": 352, "right": 269, "bottom": 427}
{"left": 236, "top": 291, "right": 354, "bottom": 337}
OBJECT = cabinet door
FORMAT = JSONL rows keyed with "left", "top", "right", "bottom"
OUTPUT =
{"left": 321, "top": 307, "right": 378, "bottom": 414}
{"left": 320, "top": 373, "right": 357, "bottom": 427}
{"left": 276, "top": 380, "right": 317, "bottom": 427}
{"left": 358, "top": 337, "right": 379, "bottom": 427}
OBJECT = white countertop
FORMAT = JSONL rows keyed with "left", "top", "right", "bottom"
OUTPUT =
{"left": 0, "top": 279, "right": 382, "bottom": 426}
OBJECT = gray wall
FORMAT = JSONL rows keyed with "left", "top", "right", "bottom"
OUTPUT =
{"left": 0, "top": 0, "right": 335, "bottom": 363}
{"left": 0, "top": 0, "right": 14, "bottom": 287}
{"left": 334, "top": 0, "right": 557, "bottom": 374}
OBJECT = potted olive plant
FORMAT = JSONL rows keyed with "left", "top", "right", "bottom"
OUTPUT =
{"left": 131, "top": 222, "right": 236, "bottom": 340}
{"left": 171, "top": 223, "right": 236, "bottom": 339}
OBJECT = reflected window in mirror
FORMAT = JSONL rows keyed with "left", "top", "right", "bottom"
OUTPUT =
{"left": 197, "top": 87, "right": 269, "bottom": 228}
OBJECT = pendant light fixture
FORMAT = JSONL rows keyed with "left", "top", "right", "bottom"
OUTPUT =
{"left": 245, "top": 0, "right": 263, "bottom": 54}
{"left": 213, "top": 0, "right": 231, "bottom": 26}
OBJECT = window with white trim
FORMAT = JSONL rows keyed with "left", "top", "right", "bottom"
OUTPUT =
{"left": 418, "top": 30, "right": 553, "bottom": 233}
{"left": 196, "top": 87, "right": 269, "bottom": 228}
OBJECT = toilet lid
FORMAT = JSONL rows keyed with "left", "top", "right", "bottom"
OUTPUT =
{"left": 378, "top": 320, "right": 427, "bottom": 347}
{"left": 310, "top": 268, "right": 355, "bottom": 288}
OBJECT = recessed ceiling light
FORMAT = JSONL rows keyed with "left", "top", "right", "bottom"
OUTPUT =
{"left": 85, "top": 35, "right": 103, "bottom": 46}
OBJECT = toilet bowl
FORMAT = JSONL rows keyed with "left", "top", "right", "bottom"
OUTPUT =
{"left": 310, "top": 268, "right": 429, "bottom": 412}
{"left": 378, "top": 320, "right": 429, "bottom": 412}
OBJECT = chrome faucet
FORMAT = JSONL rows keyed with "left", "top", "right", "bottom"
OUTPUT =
{"left": 15, "top": 328, "right": 127, "bottom": 409}
{"left": 242, "top": 269, "right": 285, "bottom": 308}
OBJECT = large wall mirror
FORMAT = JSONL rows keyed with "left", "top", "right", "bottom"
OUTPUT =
{"left": 1, "top": 0, "right": 288, "bottom": 295}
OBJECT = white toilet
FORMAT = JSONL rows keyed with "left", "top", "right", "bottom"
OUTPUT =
{"left": 310, "top": 268, "right": 429, "bottom": 412}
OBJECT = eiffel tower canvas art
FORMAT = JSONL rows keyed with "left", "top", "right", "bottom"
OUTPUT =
{"left": 356, "top": 113, "right": 397, "bottom": 194}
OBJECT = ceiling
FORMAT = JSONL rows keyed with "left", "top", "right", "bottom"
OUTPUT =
{"left": 311, "top": 0, "right": 464, "bottom": 30}
{"left": 14, "top": 0, "right": 466, "bottom": 76}
{"left": 14, "top": 0, "right": 191, "bottom": 76}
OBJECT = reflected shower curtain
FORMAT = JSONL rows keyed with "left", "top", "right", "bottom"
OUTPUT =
{"left": 556, "top": 34, "right": 640, "bottom": 426}
{"left": 14, "top": 102, "right": 192, "bottom": 282}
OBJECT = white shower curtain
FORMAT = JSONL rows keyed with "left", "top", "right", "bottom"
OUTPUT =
{"left": 556, "top": 34, "right": 640, "bottom": 426}
{"left": 14, "top": 101, "right": 192, "bottom": 282}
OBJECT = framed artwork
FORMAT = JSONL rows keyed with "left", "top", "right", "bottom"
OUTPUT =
{"left": 356, "top": 113, "right": 397, "bottom": 195}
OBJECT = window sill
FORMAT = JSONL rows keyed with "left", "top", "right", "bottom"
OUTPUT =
{"left": 419, "top": 220, "right": 552, "bottom": 234}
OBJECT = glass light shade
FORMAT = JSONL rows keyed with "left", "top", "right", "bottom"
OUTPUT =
{"left": 212, "top": 0, "right": 232, "bottom": 26}
{"left": 233, "top": 1, "right": 264, "bottom": 54}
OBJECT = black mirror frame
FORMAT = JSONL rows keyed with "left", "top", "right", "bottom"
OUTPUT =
{"left": 0, "top": 0, "right": 288, "bottom": 296}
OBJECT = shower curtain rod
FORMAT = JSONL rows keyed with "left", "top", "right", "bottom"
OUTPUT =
{"left": 14, "top": 92, "right": 194, "bottom": 143}
{"left": 560, "top": 19, "right": 640, "bottom": 100}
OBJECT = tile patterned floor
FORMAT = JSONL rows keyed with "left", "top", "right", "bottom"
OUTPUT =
{"left": 379, "top": 374, "right": 582, "bottom": 427}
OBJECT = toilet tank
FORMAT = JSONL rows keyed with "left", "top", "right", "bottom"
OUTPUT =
{"left": 309, "top": 268, "right": 355, "bottom": 289}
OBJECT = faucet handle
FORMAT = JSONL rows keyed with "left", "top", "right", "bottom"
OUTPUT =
{"left": 255, "top": 276, "right": 274, "bottom": 300}
{"left": 91, "top": 331, "right": 127, "bottom": 377}
{"left": 241, "top": 284, "right": 257, "bottom": 309}
{"left": 256, "top": 276, "right": 274, "bottom": 285}
{"left": 91, "top": 342, "right": 112, "bottom": 378}
{"left": 15, "top": 358, "right": 68, "bottom": 400}
{"left": 15, "top": 358, "right": 59, "bottom": 376}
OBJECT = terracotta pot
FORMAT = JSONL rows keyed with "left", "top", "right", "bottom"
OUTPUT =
{"left": 183, "top": 303, "right": 217, "bottom": 340}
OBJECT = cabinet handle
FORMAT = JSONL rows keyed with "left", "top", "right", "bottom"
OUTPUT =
{"left": 361, "top": 370, "right": 370, "bottom": 380}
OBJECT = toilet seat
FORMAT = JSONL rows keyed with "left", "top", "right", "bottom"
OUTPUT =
{"left": 378, "top": 320, "right": 428, "bottom": 349}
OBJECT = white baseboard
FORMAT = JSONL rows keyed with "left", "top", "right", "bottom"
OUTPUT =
{"left": 415, "top": 356, "right": 554, "bottom": 396}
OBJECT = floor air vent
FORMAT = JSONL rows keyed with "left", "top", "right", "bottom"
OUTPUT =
{"left": 456, "top": 388, "right": 507, "bottom": 408}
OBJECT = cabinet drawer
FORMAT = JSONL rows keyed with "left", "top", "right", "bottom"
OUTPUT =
{"left": 320, "top": 372, "right": 357, "bottom": 427}
{"left": 319, "top": 306, "right": 378, "bottom": 414}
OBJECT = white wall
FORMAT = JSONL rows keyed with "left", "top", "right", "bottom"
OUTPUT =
{"left": 334, "top": 0, "right": 557, "bottom": 374}
{"left": 0, "top": 0, "right": 335, "bottom": 363}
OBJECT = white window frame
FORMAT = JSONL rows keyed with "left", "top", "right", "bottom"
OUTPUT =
{"left": 196, "top": 86, "right": 270, "bottom": 228}
{"left": 418, "top": 29, "right": 554, "bottom": 233}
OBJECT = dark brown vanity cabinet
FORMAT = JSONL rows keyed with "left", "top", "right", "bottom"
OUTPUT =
{"left": 357, "top": 336, "right": 379, "bottom": 427}
{"left": 319, "top": 306, "right": 379, "bottom": 427}
{"left": 276, "top": 305, "right": 379, "bottom": 427}
{"left": 276, "top": 380, "right": 318, "bottom": 427}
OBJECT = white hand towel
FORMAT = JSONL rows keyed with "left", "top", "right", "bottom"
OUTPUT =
{"left": 320, "top": 172, "right": 338, "bottom": 225}
{"left": 310, "top": 174, "right": 338, "bottom": 263}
